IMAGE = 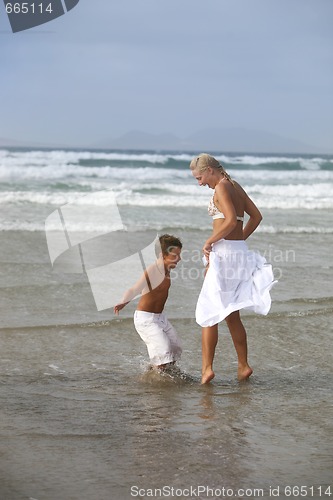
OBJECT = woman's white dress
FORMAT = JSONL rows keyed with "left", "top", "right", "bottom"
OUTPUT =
{"left": 196, "top": 239, "right": 277, "bottom": 327}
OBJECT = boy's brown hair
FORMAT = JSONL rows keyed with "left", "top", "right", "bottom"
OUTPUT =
{"left": 156, "top": 234, "right": 182, "bottom": 256}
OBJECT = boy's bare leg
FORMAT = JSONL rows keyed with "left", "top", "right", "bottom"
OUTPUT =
{"left": 201, "top": 325, "right": 218, "bottom": 384}
{"left": 225, "top": 311, "right": 253, "bottom": 381}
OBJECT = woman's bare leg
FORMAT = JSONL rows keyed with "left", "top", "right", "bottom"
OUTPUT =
{"left": 225, "top": 311, "right": 253, "bottom": 381}
{"left": 201, "top": 325, "right": 218, "bottom": 384}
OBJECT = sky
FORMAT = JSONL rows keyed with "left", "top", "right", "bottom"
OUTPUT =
{"left": 0, "top": 0, "right": 332, "bottom": 152}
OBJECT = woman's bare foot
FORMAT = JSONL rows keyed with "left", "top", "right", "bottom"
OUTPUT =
{"left": 201, "top": 368, "right": 215, "bottom": 384}
{"left": 238, "top": 364, "right": 253, "bottom": 381}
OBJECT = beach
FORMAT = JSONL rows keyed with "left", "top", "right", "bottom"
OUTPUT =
{"left": 0, "top": 149, "right": 332, "bottom": 499}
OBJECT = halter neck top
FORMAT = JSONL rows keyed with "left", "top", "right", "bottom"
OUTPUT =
{"left": 208, "top": 195, "right": 244, "bottom": 221}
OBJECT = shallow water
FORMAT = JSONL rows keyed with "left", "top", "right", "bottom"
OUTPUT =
{"left": 1, "top": 309, "right": 332, "bottom": 500}
{"left": 1, "top": 149, "right": 333, "bottom": 499}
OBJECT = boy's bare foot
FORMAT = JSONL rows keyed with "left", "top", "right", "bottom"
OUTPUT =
{"left": 238, "top": 365, "right": 253, "bottom": 381}
{"left": 201, "top": 368, "right": 215, "bottom": 384}
{"left": 156, "top": 361, "right": 175, "bottom": 371}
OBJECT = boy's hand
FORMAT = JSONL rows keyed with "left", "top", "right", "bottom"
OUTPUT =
{"left": 114, "top": 302, "right": 129, "bottom": 315}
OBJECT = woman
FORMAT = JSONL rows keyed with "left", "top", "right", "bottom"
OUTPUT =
{"left": 190, "top": 153, "right": 276, "bottom": 384}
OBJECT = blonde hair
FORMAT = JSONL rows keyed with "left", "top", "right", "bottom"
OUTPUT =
{"left": 190, "top": 153, "right": 234, "bottom": 185}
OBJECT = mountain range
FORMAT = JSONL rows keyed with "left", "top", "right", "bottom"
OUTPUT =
{"left": 0, "top": 128, "right": 330, "bottom": 154}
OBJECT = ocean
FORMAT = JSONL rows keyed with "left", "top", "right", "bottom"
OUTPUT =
{"left": 0, "top": 148, "right": 332, "bottom": 500}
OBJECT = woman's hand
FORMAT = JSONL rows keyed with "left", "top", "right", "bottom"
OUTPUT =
{"left": 203, "top": 240, "right": 212, "bottom": 258}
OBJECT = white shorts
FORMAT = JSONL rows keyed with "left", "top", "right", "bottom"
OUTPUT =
{"left": 134, "top": 311, "right": 182, "bottom": 365}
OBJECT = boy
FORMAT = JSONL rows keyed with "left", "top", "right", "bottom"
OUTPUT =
{"left": 114, "top": 234, "right": 182, "bottom": 369}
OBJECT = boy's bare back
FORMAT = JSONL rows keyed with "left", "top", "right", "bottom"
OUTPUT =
{"left": 137, "top": 268, "right": 171, "bottom": 314}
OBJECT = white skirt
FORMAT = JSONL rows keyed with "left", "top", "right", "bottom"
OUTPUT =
{"left": 196, "top": 239, "right": 277, "bottom": 327}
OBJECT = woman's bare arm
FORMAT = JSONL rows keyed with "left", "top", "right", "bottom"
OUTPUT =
{"left": 243, "top": 193, "right": 263, "bottom": 240}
